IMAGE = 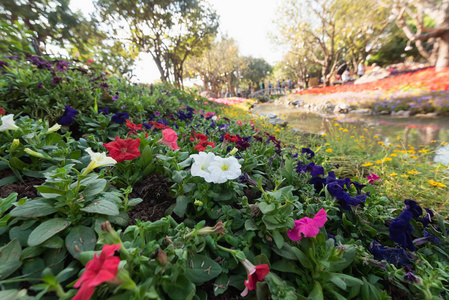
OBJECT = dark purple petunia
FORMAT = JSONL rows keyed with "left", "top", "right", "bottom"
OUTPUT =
{"left": 389, "top": 211, "right": 416, "bottom": 251}
{"left": 98, "top": 107, "right": 109, "bottom": 115}
{"left": 351, "top": 181, "right": 366, "bottom": 195}
{"left": 185, "top": 106, "right": 195, "bottom": 113}
{"left": 52, "top": 76, "right": 63, "bottom": 85}
{"left": 100, "top": 82, "right": 109, "bottom": 88}
{"left": 236, "top": 136, "right": 251, "bottom": 151}
{"left": 413, "top": 230, "right": 441, "bottom": 246}
{"left": 296, "top": 162, "right": 325, "bottom": 177}
{"left": 369, "top": 240, "right": 414, "bottom": 266}
{"left": 301, "top": 147, "right": 315, "bottom": 159}
{"left": 238, "top": 173, "right": 258, "bottom": 187}
{"left": 156, "top": 118, "right": 168, "bottom": 126}
{"left": 59, "top": 105, "right": 78, "bottom": 125}
{"left": 111, "top": 112, "right": 129, "bottom": 124}
{"left": 418, "top": 208, "right": 434, "bottom": 227}
{"left": 404, "top": 199, "right": 423, "bottom": 219}
{"left": 0, "top": 61, "right": 9, "bottom": 68}
{"left": 403, "top": 266, "right": 421, "bottom": 284}
{"left": 177, "top": 110, "right": 193, "bottom": 121}
{"left": 54, "top": 60, "right": 70, "bottom": 71}
{"left": 37, "top": 82, "right": 43, "bottom": 89}
{"left": 253, "top": 136, "right": 263, "bottom": 143}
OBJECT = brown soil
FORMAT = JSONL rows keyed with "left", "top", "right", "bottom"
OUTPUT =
{"left": 127, "top": 174, "right": 176, "bottom": 225}
{"left": 0, "top": 169, "right": 44, "bottom": 199}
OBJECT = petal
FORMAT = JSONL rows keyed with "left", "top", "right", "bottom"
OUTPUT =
{"left": 72, "top": 282, "right": 96, "bottom": 300}
{"left": 312, "top": 209, "right": 327, "bottom": 227}
{"left": 254, "top": 264, "right": 270, "bottom": 281}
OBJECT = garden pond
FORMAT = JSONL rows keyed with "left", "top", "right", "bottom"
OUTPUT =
{"left": 252, "top": 102, "right": 449, "bottom": 164}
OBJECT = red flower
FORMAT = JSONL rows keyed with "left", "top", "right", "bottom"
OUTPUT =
{"left": 190, "top": 131, "right": 209, "bottom": 142}
{"left": 73, "top": 244, "right": 121, "bottom": 300}
{"left": 126, "top": 119, "right": 142, "bottom": 131}
{"left": 224, "top": 133, "right": 239, "bottom": 143}
{"left": 194, "top": 140, "right": 215, "bottom": 152}
{"left": 240, "top": 259, "right": 270, "bottom": 297}
{"left": 0, "top": 107, "right": 5, "bottom": 115}
{"left": 158, "top": 128, "right": 180, "bottom": 150}
{"left": 148, "top": 121, "right": 168, "bottom": 130}
{"left": 87, "top": 59, "right": 95, "bottom": 64}
{"left": 103, "top": 137, "right": 141, "bottom": 163}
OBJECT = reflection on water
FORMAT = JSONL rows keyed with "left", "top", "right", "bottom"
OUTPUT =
{"left": 252, "top": 103, "right": 449, "bottom": 163}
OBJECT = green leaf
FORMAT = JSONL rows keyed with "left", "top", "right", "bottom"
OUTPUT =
{"left": 271, "top": 260, "right": 303, "bottom": 276}
{"left": 258, "top": 202, "right": 275, "bottom": 213}
{"left": 83, "top": 179, "right": 107, "bottom": 197}
{"left": 291, "top": 247, "right": 312, "bottom": 269}
{"left": 186, "top": 254, "right": 222, "bottom": 284}
{"left": 272, "top": 230, "right": 284, "bottom": 249}
{"left": 0, "top": 289, "right": 33, "bottom": 300}
{"left": 36, "top": 186, "right": 66, "bottom": 198}
{"left": 173, "top": 195, "right": 190, "bottom": 218}
{"left": 0, "top": 239, "right": 22, "bottom": 279}
{"left": 309, "top": 281, "right": 324, "bottom": 300}
{"left": 329, "top": 245, "right": 356, "bottom": 272}
{"left": 127, "top": 198, "right": 143, "bottom": 207}
{"left": 65, "top": 226, "right": 97, "bottom": 259}
{"left": 244, "top": 219, "right": 258, "bottom": 231}
{"left": 213, "top": 273, "right": 229, "bottom": 296}
{"left": 330, "top": 274, "right": 347, "bottom": 291}
{"left": 41, "top": 235, "right": 65, "bottom": 249}
{"left": 0, "top": 192, "right": 17, "bottom": 215}
{"left": 27, "top": 219, "right": 71, "bottom": 247}
{"left": 10, "top": 199, "right": 58, "bottom": 218}
{"left": 80, "top": 200, "right": 119, "bottom": 216}
{"left": 22, "top": 257, "right": 45, "bottom": 277}
{"left": 162, "top": 274, "right": 195, "bottom": 300}
{"left": 172, "top": 171, "right": 186, "bottom": 183}
{"left": 182, "top": 183, "right": 196, "bottom": 193}
{"left": 0, "top": 176, "right": 18, "bottom": 187}
{"left": 9, "top": 157, "right": 28, "bottom": 170}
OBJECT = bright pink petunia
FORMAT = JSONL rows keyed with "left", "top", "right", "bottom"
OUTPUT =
{"left": 103, "top": 137, "right": 141, "bottom": 163}
{"left": 158, "top": 128, "right": 180, "bottom": 150}
{"left": 73, "top": 244, "right": 121, "bottom": 300}
{"left": 240, "top": 259, "right": 269, "bottom": 297}
{"left": 287, "top": 209, "right": 327, "bottom": 241}
{"left": 367, "top": 173, "right": 381, "bottom": 184}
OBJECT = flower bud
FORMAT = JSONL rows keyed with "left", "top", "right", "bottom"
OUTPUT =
{"left": 197, "top": 220, "right": 227, "bottom": 236}
{"left": 229, "top": 147, "right": 238, "bottom": 155}
{"left": 10, "top": 139, "right": 20, "bottom": 152}
{"left": 24, "top": 148, "right": 46, "bottom": 159}
{"left": 157, "top": 248, "right": 167, "bottom": 266}
{"left": 101, "top": 221, "right": 122, "bottom": 245}
{"left": 194, "top": 199, "right": 203, "bottom": 206}
{"left": 48, "top": 123, "right": 61, "bottom": 133}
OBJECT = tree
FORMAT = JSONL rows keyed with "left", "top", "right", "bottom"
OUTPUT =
{"left": 0, "top": 0, "right": 104, "bottom": 55}
{"left": 275, "top": 0, "right": 342, "bottom": 86}
{"left": 387, "top": 0, "right": 449, "bottom": 70}
{"left": 95, "top": 0, "right": 218, "bottom": 86}
{"left": 240, "top": 57, "right": 272, "bottom": 90}
{"left": 185, "top": 37, "right": 241, "bottom": 95}
{"left": 279, "top": 49, "right": 320, "bottom": 88}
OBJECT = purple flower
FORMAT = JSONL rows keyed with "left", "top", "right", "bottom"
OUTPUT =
{"left": 59, "top": 105, "right": 78, "bottom": 125}
{"left": 52, "top": 76, "right": 63, "bottom": 85}
{"left": 154, "top": 111, "right": 161, "bottom": 117}
{"left": 296, "top": 162, "right": 325, "bottom": 177}
{"left": 54, "top": 60, "right": 70, "bottom": 72}
{"left": 98, "top": 107, "right": 109, "bottom": 115}
{"left": 37, "top": 82, "right": 43, "bottom": 89}
{"left": 0, "top": 61, "right": 9, "bottom": 68}
{"left": 403, "top": 266, "right": 421, "bottom": 284}
{"left": 351, "top": 181, "right": 366, "bottom": 195}
{"left": 389, "top": 211, "right": 416, "bottom": 251}
{"left": 369, "top": 241, "right": 413, "bottom": 266}
{"left": 301, "top": 147, "right": 315, "bottom": 159}
{"left": 100, "top": 82, "right": 109, "bottom": 88}
{"left": 112, "top": 96, "right": 119, "bottom": 101}
{"left": 404, "top": 199, "right": 423, "bottom": 219}
{"left": 121, "top": 105, "right": 126, "bottom": 110}
{"left": 413, "top": 230, "right": 440, "bottom": 246}
{"left": 111, "top": 112, "right": 129, "bottom": 124}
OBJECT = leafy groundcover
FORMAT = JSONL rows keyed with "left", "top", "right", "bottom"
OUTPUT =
{"left": 0, "top": 55, "right": 448, "bottom": 300}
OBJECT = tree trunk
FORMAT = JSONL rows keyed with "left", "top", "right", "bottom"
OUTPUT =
{"left": 436, "top": 31, "right": 449, "bottom": 71}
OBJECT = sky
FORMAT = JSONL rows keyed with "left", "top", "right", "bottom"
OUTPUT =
{"left": 69, "top": 0, "right": 286, "bottom": 84}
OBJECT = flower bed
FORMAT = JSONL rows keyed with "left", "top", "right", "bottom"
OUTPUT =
{"left": 0, "top": 55, "right": 448, "bottom": 299}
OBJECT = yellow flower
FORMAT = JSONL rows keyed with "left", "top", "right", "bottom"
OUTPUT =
{"left": 338, "top": 127, "right": 343, "bottom": 131}
{"left": 325, "top": 143, "right": 330, "bottom": 146}
{"left": 350, "top": 135, "right": 354, "bottom": 138}
{"left": 401, "top": 174, "right": 409, "bottom": 178}
{"left": 363, "top": 128, "right": 367, "bottom": 132}
{"left": 418, "top": 149, "right": 429, "bottom": 153}
{"left": 383, "top": 157, "right": 392, "bottom": 162}
{"left": 321, "top": 133, "right": 327, "bottom": 137}
{"left": 343, "top": 129, "right": 348, "bottom": 132}
{"left": 431, "top": 140, "right": 436, "bottom": 143}
{"left": 397, "top": 136, "right": 401, "bottom": 140}
{"left": 83, "top": 147, "right": 117, "bottom": 175}
{"left": 375, "top": 160, "right": 383, "bottom": 164}
{"left": 335, "top": 123, "right": 340, "bottom": 127}
{"left": 326, "top": 148, "right": 333, "bottom": 152}
{"left": 389, "top": 173, "right": 398, "bottom": 176}
{"left": 406, "top": 169, "right": 420, "bottom": 175}
{"left": 427, "top": 180, "right": 447, "bottom": 188}
{"left": 374, "top": 135, "right": 379, "bottom": 139}
{"left": 441, "top": 142, "right": 448, "bottom": 146}
{"left": 362, "top": 162, "right": 373, "bottom": 167}
{"left": 390, "top": 153, "right": 398, "bottom": 157}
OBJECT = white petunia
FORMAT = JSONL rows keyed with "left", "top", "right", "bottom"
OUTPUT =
{"left": 47, "top": 123, "right": 61, "bottom": 133}
{"left": 83, "top": 147, "right": 117, "bottom": 175}
{"left": 207, "top": 156, "right": 242, "bottom": 184}
{"left": 0, "top": 114, "right": 19, "bottom": 132}
{"left": 190, "top": 152, "right": 216, "bottom": 181}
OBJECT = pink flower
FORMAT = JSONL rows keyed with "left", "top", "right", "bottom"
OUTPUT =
{"left": 73, "top": 244, "right": 121, "bottom": 300}
{"left": 367, "top": 173, "right": 381, "bottom": 184}
{"left": 158, "top": 128, "right": 180, "bottom": 150}
{"left": 287, "top": 209, "right": 327, "bottom": 241}
{"left": 236, "top": 120, "right": 244, "bottom": 126}
{"left": 240, "top": 259, "right": 270, "bottom": 297}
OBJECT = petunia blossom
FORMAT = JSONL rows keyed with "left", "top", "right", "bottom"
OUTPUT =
{"left": 240, "top": 259, "right": 269, "bottom": 297}
{"left": 389, "top": 211, "right": 416, "bottom": 251}
{"left": 207, "top": 156, "right": 242, "bottom": 184}
{"left": 190, "top": 152, "right": 216, "bottom": 179}
{"left": 126, "top": 119, "right": 142, "bottom": 131}
{"left": 194, "top": 140, "right": 215, "bottom": 152}
{"left": 103, "top": 137, "right": 141, "bottom": 163}
{"left": 0, "top": 114, "right": 19, "bottom": 131}
{"left": 59, "top": 105, "right": 78, "bottom": 125}
{"left": 158, "top": 128, "right": 180, "bottom": 150}
{"left": 83, "top": 147, "right": 117, "bottom": 175}
{"left": 367, "top": 173, "right": 381, "bottom": 184}
{"left": 73, "top": 244, "right": 121, "bottom": 300}
{"left": 287, "top": 209, "right": 327, "bottom": 241}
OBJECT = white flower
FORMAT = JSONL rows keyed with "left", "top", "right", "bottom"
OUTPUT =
{"left": 208, "top": 156, "right": 242, "bottom": 184}
{"left": 83, "top": 147, "right": 117, "bottom": 175}
{"left": 190, "top": 152, "right": 216, "bottom": 181}
{"left": 0, "top": 114, "right": 19, "bottom": 132}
